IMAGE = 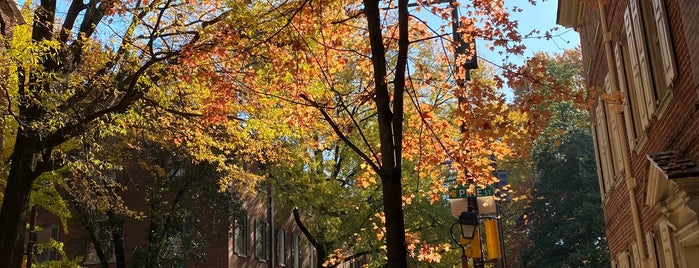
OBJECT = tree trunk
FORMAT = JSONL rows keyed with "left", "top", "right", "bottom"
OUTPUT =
{"left": 112, "top": 223, "right": 126, "bottom": 268}
{"left": 292, "top": 208, "right": 327, "bottom": 267}
{"left": 363, "top": 0, "right": 409, "bottom": 265}
{"left": 0, "top": 133, "right": 42, "bottom": 268}
{"left": 380, "top": 174, "right": 408, "bottom": 268}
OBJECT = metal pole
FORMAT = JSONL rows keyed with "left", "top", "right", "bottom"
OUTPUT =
{"left": 461, "top": 249, "right": 470, "bottom": 268}
{"left": 25, "top": 205, "right": 37, "bottom": 268}
{"left": 268, "top": 184, "right": 274, "bottom": 268}
{"left": 496, "top": 183, "right": 507, "bottom": 268}
{"left": 466, "top": 197, "right": 484, "bottom": 268}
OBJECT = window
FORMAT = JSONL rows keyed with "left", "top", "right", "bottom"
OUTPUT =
{"left": 641, "top": 0, "right": 676, "bottom": 95}
{"left": 255, "top": 220, "right": 269, "bottom": 261}
{"left": 604, "top": 75, "right": 624, "bottom": 177}
{"left": 593, "top": 91, "right": 616, "bottom": 196}
{"left": 234, "top": 212, "right": 250, "bottom": 256}
{"left": 84, "top": 233, "right": 117, "bottom": 265}
{"left": 36, "top": 225, "right": 60, "bottom": 262}
{"left": 657, "top": 219, "right": 678, "bottom": 268}
{"left": 292, "top": 234, "right": 300, "bottom": 268}
{"left": 617, "top": 251, "right": 631, "bottom": 268}
{"left": 308, "top": 244, "right": 316, "bottom": 268}
{"left": 277, "top": 229, "right": 286, "bottom": 266}
{"left": 622, "top": 0, "right": 676, "bottom": 132}
{"left": 615, "top": 43, "right": 645, "bottom": 149}
{"left": 646, "top": 232, "right": 660, "bottom": 268}
{"left": 624, "top": 0, "right": 656, "bottom": 124}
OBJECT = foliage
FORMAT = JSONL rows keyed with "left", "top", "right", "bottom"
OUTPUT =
{"left": 520, "top": 116, "right": 609, "bottom": 267}
{"left": 0, "top": 0, "right": 585, "bottom": 266}
{"left": 501, "top": 48, "right": 609, "bottom": 267}
{"left": 0, "top": 0, "right": 288, "bottom": 266}
{"left": 61, "top": 100, "right": 249, "bottom": 267}
{"left": 32, "top": 240, "right": 83, "bottom": 268}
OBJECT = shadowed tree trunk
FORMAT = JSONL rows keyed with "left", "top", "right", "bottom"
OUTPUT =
{"left": 362, "top": 0, "right": 409, "bottom": 265}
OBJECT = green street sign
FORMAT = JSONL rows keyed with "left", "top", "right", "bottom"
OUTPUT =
{"left": 448, "top": 185, "right": 495, "bottom": 199}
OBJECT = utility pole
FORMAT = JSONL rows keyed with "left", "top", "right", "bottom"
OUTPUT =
{"left": 268, "top": 184, "right": 275, "bottom": 268}
{"left": 452, "top": 0, "right": 481, "bottom": 266}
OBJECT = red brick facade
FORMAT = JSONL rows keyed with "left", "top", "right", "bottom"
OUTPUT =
{"left": 560, "top": 0, "right": 699, "bottom": 267}
{"left": 34, "top": 183, "right": 317, "bottom": 268}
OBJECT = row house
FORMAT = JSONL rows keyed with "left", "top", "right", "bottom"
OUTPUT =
{"left": 33, "top": 175, "right": 319, "bottom": 268}
{"left": 558, "top": 0, "right": 699, "bottom": 267}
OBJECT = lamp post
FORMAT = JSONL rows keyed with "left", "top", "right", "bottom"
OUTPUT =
{"left": 451, "top": 206, "right": 482, "bottom": 268}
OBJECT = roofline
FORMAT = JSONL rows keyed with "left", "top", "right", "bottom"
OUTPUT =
{"left": 556, "top": 0, "right": 582, "bottom": 29}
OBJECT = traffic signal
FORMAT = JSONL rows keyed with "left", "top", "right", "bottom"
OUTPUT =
{"left": 484, "top": 219, "right": 502, "bottom": 259}
{"left": 460, "top": 230, "right": 482, "bottom": 259}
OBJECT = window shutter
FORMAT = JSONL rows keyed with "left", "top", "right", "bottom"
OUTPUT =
{"left": 596, "top": 103, "right": 613, "bottom": 191}
{"left": 604, "top": 75, "right": 624, "bottom": 176}
{"left": 629, "top": 0, "right": 656, "bottom": 117}
{"left": 646, "top": 232, "right": 658, "bottom": 268}
{"left": 652, "top": 0, "right": 676, "bottom": 87}
{"left": 618, "top": 251, "right": 630, "bottom": 268}
{"left": 630, "top": 243, "right": 642, "bottom": 268}
{"left": 591, "top": 124, "right": 607, "bottom": 199}
{"left": 624, "top": 8, "right": 650, "bottom": 130}
{"left": 615, "top": 44, "right": 637, "bottom": 148}
{"left": 659, "top": 220, "right": 676, "bottom": 268}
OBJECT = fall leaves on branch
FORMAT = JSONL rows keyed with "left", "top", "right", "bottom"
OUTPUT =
{"left": 1, "top": 0, "right": 587, "bottom": 265}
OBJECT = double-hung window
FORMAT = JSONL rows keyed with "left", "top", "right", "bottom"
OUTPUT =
{"left": 234, "top": 212, "right": 250, "bottom": 256}
{"left": 620, "top": 0, "right": 676, "bottom": 148}
{"left": 255, "top": 220, "right": 269, "bottom": 261}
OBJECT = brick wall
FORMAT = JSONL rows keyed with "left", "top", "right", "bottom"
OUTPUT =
{"left": 578, "top": 0, "right": 699, "bottom": 256}
{"left": 578, "top": 0, "right": 699, "bottom": 259}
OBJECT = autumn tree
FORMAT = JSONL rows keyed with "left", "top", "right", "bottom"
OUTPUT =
{"left": 0, "top": 0, "right": 580, "bottom": 266}
{"left": 266, "top": 125, "right": 457, "bottom": 267}
{"left": 520, "top": 104, "right": 609, "bottom": 267}
{"left": 0, "top": 1, "right": 284, "bottom": 266}
{"left": 500, "top": 48, "right": 608, "bottom": 267}
{"left": 178, "top": 0, "right": 532, "bottom": 265}
{"left": 61, "top": 114, "right": 247, "bottom": 268}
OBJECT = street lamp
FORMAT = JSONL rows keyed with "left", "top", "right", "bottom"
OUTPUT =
{"left": 450, "top": 206, "right": 482, "bottom": 268}
{"left": 458, "top": 208, "right": 480, "bottom": 239}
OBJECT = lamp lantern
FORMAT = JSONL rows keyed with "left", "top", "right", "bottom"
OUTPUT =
{"left": 458, "top": 207, "right": 479, "bottom": 240}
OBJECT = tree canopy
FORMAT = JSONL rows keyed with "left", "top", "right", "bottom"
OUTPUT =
{"left": 0, "top": 0, "right": 587, "bottom": 267}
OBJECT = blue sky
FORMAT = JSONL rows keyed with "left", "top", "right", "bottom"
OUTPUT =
{"left": 16, "top": 0, "right": 578, "bottom": 58}
{"left": 493, "top": 0, "right": 580, "bottom": 62}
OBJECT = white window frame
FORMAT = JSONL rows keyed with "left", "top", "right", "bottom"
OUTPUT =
{"left": 624, "top": 2, "right": 655, "bottom": 130}
{"left": 234, "top": 212, "right": 250, "bottom": 257}
{"left": 658, "top": 219, "right": 678, "bottom": 268}
{"left": 277, "top": 229, "right": 286, "bottom": 266}
{"left": 292, "top": 234, "right": 300, "bottom": 268}
{"left": 651, "top": 0, "right": 676, "bottom": 88}
{"left": 594, "top": 100, "right": 615, "bottom": 195}
{"left": 604, "top": 75, "right": 624, "bottom": 177}
{"left": 255, "top": 220, "right": 269, "bottom": 261}
{"left": 615, "top": 43, "right": 644, "bottom": 150}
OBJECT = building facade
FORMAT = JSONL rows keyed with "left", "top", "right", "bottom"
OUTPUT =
{"left": 33, "top": 181, "right": 318, "bottom": 268}
{"left": 558, "top": 0, "right": 699, "bottom": 267}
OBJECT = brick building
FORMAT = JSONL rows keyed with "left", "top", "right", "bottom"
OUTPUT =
{"left": 34, "top": 182, "right": 319, "bottom": 268}
{"left": 558, "top": 0, "right": 699, "bottom": 267}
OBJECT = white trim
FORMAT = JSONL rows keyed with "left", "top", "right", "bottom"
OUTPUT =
{"left": 651, "top": 0, "right": 676, "bottom": 87}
